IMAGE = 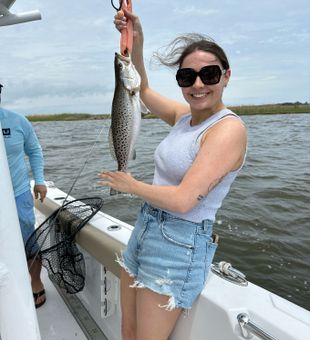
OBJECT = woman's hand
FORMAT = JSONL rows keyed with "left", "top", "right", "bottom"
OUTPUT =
{"left": 98, "top": 171, "right": 138, "bottom": 194}
{"left": 114, "top": 9, "right": 144, "bottom": 48}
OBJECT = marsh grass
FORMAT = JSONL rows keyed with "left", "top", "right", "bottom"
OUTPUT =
{"left": 27, "top": 103, "right": 310, "bottom": 121}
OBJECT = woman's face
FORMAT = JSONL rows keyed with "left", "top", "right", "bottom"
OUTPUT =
{"left": 180, "top": 50, "right": 230, "bottom": 115}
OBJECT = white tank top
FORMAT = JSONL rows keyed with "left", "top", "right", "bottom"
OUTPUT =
{"left": 152, "top": 108, "right": 245, "bottom": 222}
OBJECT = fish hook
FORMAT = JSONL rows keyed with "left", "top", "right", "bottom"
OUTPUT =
{"left": 111, "top": 0, "right": 123, "bottom": 11}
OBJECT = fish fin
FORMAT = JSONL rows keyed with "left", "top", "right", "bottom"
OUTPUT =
{"left": 140, "top": 99, "right": 148, "bottom": 114}
{"left": 110, "top": 188, "right": 120, "bottom": 196}
{"left": 110, "top": 189, "right": 133, "bottom": 197}
{"left": 108, "top": 127, "right": 117, "bottom": 161}
{"left": 129, "top": 149, "right": 136, "bottom": 160}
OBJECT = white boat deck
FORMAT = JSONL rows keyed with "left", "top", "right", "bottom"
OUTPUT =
{"left": 37, "top": 268, "right": 87, "bottom": 340}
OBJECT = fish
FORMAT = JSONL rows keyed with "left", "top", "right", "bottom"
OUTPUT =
{"left": 109, "top": 52, "right": 141, "bottom": 195}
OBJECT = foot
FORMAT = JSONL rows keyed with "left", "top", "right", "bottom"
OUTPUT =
{"left": 33, "top": 288, "right": 46, "bottom": 308}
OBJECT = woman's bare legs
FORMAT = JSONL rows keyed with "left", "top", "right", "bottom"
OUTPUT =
{"left": 120, "top": 269, "right": 137, "bottom": 340}
{"left": 136, "top": 288, "right": 182, "bottom": 340}
{"left": 120, "top": 269, "right": 182, "bottom": 340}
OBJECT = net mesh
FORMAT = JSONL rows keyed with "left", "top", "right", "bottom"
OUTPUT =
{"left": 26, "top": 197, "right": 103, "bottom": 294}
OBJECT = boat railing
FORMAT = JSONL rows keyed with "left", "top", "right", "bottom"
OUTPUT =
{"left": 237, "top": 313, "right": 279, "bottom": 340}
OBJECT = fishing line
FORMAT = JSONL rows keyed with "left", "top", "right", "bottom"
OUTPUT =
{"left": 29, "top": 124, "right": 106, "bottom": 271}
{"left": 111, "top": 0, "right": 123, "bottom": 11}
{"left": 63, "top": 124, "right": 106, "bottom": 201}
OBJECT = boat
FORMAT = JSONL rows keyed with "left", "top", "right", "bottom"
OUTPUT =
{"left": 1, "top": 157, "right": 310, "bottom": 339}
{"left": 26, "top": 181, "right": 309, "bottom": 340}
{"left": 1, "top": 3, "right": 42, "bottom": 337}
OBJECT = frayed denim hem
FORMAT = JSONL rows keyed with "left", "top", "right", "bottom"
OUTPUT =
{"left": 115, "top": 252, "right": 181, "bottom": 312}
{"left": 115, "top": 252, "right": 136, "bottom": 278}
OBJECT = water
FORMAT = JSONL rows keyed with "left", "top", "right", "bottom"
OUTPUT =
{"left": 33, "top": 113, "right": 310, "bottom": 310}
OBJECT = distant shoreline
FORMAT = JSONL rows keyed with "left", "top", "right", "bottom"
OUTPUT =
{"left": 27, "top": 103, "right": 310, "bottom": 122}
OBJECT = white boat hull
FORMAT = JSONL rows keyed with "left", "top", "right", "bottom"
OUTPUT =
{"left": 34, "top": 182, "right": 310, "bottom": 340}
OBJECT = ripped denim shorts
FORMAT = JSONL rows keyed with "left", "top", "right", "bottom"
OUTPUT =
{"left": 118, "top": 203, "right": 218, "bottom": 310}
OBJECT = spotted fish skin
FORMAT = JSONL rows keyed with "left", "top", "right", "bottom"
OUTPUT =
{"left": 109, "top": 53, "right": 141, "bottom": 193}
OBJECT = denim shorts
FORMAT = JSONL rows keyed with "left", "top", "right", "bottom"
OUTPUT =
{"left": 118, "top": 203, "right": 218, "bottom": 310}
{"left": 15, "top": 190, "right": 35, "bottom": 252}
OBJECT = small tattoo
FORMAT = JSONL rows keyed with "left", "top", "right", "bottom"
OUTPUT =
{"left": 208, "top": 174, "right": 227, "bottom": 193}
{"left": 197, "top": 194, "right": 204, "bottom": 201}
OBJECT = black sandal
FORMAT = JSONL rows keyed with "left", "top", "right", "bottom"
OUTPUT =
{"left": 33, "top": 289, "right": 46, "bottom": 308}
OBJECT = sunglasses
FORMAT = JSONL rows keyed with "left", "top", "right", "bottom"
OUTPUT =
{"left": 176, "top": 65, "right": 226, "bottom": 87}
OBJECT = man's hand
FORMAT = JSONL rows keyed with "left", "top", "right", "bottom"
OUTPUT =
{"left": 33, "top": 184, "right": 47, "bottom": 202}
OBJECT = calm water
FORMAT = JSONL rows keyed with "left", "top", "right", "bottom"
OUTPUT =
{"left": 33, "top": 113, "right": 310, "bottom": 310}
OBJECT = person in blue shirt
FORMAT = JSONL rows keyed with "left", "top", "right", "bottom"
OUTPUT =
{"left": 0, "top": 84, "right": 47, "bottom": 308}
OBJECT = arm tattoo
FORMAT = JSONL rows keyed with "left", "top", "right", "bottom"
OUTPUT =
{"left": 208, "top": 178, "right": 221, "bottom": 193}
{"left": 208, "top": 174, "right": 228, "bottom": 192}
{"left": 197, "top": 174, "right": 228, "bottom": 201}
{"left": 196, "top": 173, "right": 229, "bottom": 201}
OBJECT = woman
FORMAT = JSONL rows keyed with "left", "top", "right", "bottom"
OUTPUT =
{"left": 98, "top": 10, "right": 247, "bottom": 340}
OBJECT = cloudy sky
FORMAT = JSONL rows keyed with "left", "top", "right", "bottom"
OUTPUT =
{"left": 0, "top": 0, "right": 309, "bottom": 115}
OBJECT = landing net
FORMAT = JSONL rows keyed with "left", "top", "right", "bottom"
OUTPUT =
{"left": 26, "top": 197, "right": 103, "bottom": 294}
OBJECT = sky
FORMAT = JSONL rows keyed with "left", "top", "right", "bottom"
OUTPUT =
{"left": 0, "top": 0, "right": 309, "bottom": 115}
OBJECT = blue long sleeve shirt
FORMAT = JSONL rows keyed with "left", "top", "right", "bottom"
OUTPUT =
{"left": 0, "top": 107, "right": 45, "bottom": 197}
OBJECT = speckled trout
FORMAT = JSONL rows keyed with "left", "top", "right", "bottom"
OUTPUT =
{"left": 109, "top": 52, "right": 141, "bottom": 194}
